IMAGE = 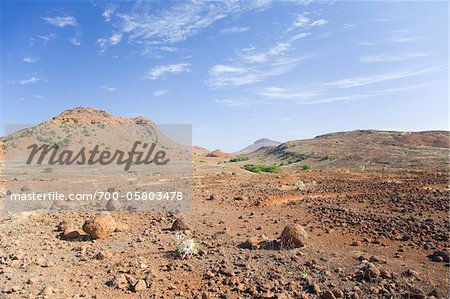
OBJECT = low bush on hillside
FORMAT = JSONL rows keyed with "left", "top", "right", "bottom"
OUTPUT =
{"left": 242, "top": 164, "right": 281, "bottom": 173}
{"left": 301, "top": 165, "right": 311, "bottom": 171}
{"left": 229, "top": 156, "right": 249, "bottom": 162}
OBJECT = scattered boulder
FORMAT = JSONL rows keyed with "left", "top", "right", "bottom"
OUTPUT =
{"left": 280, "top": 224, "right": 308, "bottom": 249}
{"left": 58, "top": 220, "right": 80, "bottom": 240}
{"left": 82, "top": 213, "right": 116, "bottom": 239}
{"left": 107, "top": 274, "right": 128, "bottom": 290}
{"left": 242, "top": 236, "right": 261, "bottom": 250}
{"left": 58, "top": 220, "right": 74, "bottom": 231}
{"left": 171, "top": 218, "right": 190, "bottom": 231}
{"left": 321, "top": 290, "right": 336, "bottom": 299}
{"left": 428, "top": 250, "right": 449, "bottom": 263}
{"left": 351, "top": 241, "right": 360, "bottom": 246}
{"left": 359, "top": 263, "right": 381, "bottom": 281}
{"left": 62, "top": 229, "right": 80, "bottom": 240}
{"left": 133, "top": 279, "right": 147, "bottom": 292}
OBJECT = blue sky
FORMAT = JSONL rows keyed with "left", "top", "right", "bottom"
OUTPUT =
{"left": 1, "top": 0, "right": 448, "bottom": 152}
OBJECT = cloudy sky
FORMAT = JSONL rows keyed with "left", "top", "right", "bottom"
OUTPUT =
{"left": 1, "top": 0, "right": 448, "bottom": 151}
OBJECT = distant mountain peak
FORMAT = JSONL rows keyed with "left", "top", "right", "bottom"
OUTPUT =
{"left": 254, "top": 138, "right": 276, "bottom": 144}
{"left": 237, "top": 138, "right": 281, "bottom": 154}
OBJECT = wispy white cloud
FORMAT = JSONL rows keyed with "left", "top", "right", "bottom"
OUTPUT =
{"left": 100, "top": 86, "right": 116, "bottom": 92}
{"left": 289, "top": 32, "right": 311, "bottom": 42}
{"left": 255, "top": 65, "right": 440, "bottom": 105}
{"left": 43, "top": 16, "right": 77, "bottom": 27}
{"left": 30, "top": 33, "right": 57, "bottom": 46}
{"left": 292, "top": 13, "right": 328, "bottom": 29}
{"left": 208, "top": 29, "right": 312, "bottom": 88}
{"left": 256, "top": 86, "right": 321, "bottom": 101}
{"left": 208, "top": 55, "right": 310, "bottom": 88}
{"left": 97, "top": 32, "right": 123, "bottom": 53}
{"left": 102, "top": 4, "right": 117, "bottom": 22}
{"left": 96, "top": 1, "right": 272, "bottom": 53}
{"left": 153, "top": 89, "right": 170, "bottom": 97}
{"left": 256, "top": 83, "right": 430, "bottom": 105}
{"left": 19, "top": 75, "right": 44, "bottom": 85}
{"left": 33, "top": 94, "right": 44, "bottom": 99}
{"left": 69, "top": 36, "right": 81, "bottom": 46}
{"left": 360, "top": 52, "right": 432, "bottom": 63}
{"left": 358, "top": 30, "right": 427, "bottom": 46}
{"left": 22, "top": 56, "right": 38, "bottom": 63}
{"left": 220, "top": 26, "right": 250, "bottom": 34}
{"left": 215, "top": 98, "right": 253, "bottom": 108}
{"left": 146, "top": 63, "right": 191, "bottom": 80}
{"left": 210, "top": 65, "right": 247, "bottom": 74}
{"left": 357, "top": 41, "right": 377, "bottom": 46}
{"left": 324, "top": 67, "right": 441, "bottom": 88}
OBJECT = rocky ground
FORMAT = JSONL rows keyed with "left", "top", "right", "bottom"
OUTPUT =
{"left": 0, "top": 161, "right": 449, "bottom": 298}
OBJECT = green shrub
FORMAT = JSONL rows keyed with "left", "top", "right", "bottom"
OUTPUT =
{"left": 43, "top": 167, "right": 53, "bottom": 173}
{"left": 229, "top": 156, "right": 249, "bottom": 163}
{"left": 242, "top": 164, "right": 281, "bottom": 173}
{"left": 301, "top": 165, "right": 311, "bottom": 171}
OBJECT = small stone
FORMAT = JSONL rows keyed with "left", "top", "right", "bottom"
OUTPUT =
{"left": 108, "top": 274, "right": 128, "bottom": 290}
{"left": 429, "top": 255, "right": 443, "bottom": 262}
{"left": 96, "top": 250, "right": 113, "bottom": 260}
{"left": 321, "top": 290, "right": 336, "bottom": 299}
{"left": 242, "top": 236, "right": 261, "bottom": 250}
{"left": 27, "top": 277, "right": 38, "bottom": 284}
{"left": 21, "top": 186, "right": 31, "bottom": 192}
{"left": 430, "top": 250, "right": 450, "bottom": 263}
{"left": 171, "top": 218, "right": 190, "bottom": 231}
{"left": 58, "top": 220, "right": 74, "bottom": 231}
{"left": 361, "top": 263, "right": 380, "bottom": 281}
{"left": 234, "top": 196, "right": 248, "bottom": 201}
{"left": 307, "top": 282, "right": 321, "bottom": 294}
{"left": 133, "top": 279, "right": 146, "bottom": 292}
{"left": 63, "top": 228, "right": 80, "bottom": 240}
{"left": 380, "top": 269, "right": 392, "bottom": 279}
{"left": 332, "top": 289, "right": 344, "bottom": 298}
{"left": 369, "top": 255, "right": 381, "bottom": 263}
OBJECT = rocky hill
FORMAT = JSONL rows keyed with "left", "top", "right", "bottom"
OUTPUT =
{"left": 237, "top": 138, "right": 281, "bottom": 154}
{"left": 1, "top": 106, "right": 189, "bottom": 159}
{"left": 249, "top": 130, "right": 449, "bottom": 171}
